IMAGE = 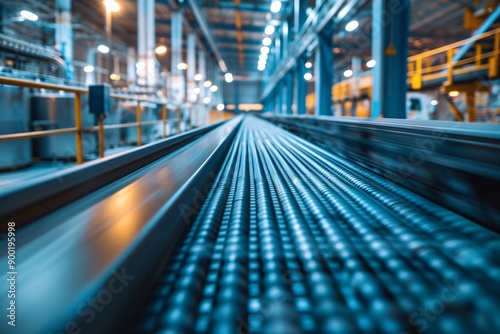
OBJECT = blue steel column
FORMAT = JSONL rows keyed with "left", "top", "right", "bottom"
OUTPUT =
{"left": 55, "top": 0, "right": 73, "bottom": 80}
{"left": 314, "top": 32, "right": 333, "bottom": 116}
{"left": 372, "top": 0, "right": 410, "bottom": 118}
{"left": 294, "top": 0, "right": 307, "bottom": 115}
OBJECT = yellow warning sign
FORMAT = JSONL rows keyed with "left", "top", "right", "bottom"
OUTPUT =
{"left": 385, "top": 43, "right": 397, "bottom": 56}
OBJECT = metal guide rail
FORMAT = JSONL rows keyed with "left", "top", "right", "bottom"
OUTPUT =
{"left": 263, "top": 115, "right": 500, "bottom": 231}
{"left": 130, "top": 117, "right": 500, "bottom": 334}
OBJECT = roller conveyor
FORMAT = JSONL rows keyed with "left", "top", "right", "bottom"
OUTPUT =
{"left": 1, "top": 116, "right": 499, "bottom": 334}
{"left": 131, "top": 117, "right": 500, "bottom": 333}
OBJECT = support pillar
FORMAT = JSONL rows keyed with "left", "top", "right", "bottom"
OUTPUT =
{"left": 315, "top": 32, "right": 333, "bottom": 116}
{"left": 372, "top": 0, "right": 410, "bottom": 118}
{"left": 285, "top": 72, "right": 293, "bottom": 114}
{"left": 187, "top": 34, "right": 197, "bottom": 103}
{"left": 137, "top": 0, "right": 156, "bottom": 87}
{"left": 55, "top": 0, "right": 73, "bottom": 80}
{"left": 294, "top": 0, "right": 307, "bottom": 115}
{"left": 170, "top": 11, "right": 184, "bottom": 103}
{"left": 85, "top": 47, "right": 95, "bottom": 85}
{"left": 127, "top": 47, "right": 136, "bottom": 86}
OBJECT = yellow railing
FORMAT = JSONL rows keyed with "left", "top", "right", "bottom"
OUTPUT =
{"left": 0, "top": 76, "right": 187, "bottom": 165}
{"left": 408, "top": 26, "right": 500, "bottom": 89}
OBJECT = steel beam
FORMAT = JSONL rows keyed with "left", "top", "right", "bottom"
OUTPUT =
{"left": 371, "top": 0, "right": 409, "bottom": 118}
{"left": 315, "top": 32, "right": 333, "bottom": 116}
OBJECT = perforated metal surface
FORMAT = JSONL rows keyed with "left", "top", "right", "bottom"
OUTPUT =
{"left": 134, "top": 117, "right": 500, "bottom": 334}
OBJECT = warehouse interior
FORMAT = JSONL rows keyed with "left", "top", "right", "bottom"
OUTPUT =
{"left": 0, "top": 0, "right": 500, "bottom": 333}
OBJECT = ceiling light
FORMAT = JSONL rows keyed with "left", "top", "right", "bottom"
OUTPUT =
{"left": 258, "top": 59, "right": 266, "bottom": 66}
{"left": 136, "top": 62, "right": 145, "bottom": 69}
{"left": 258, "top": 65, "right": 265, "bottom": 71}
{"left": 305, "top": 62, "right": 312, "bottom": 69}
{"left": 155, "top": 46, "right": 167, "bottom": 54}
{"left": 210, "top": 85, "right": 218, "bottom": 92}
{"left": 259, "top": 54, "right": 268, "bottom": 61}
{"left": 263, "top": 37, "right": 272, "bottom": 46}
{"left": 431, "top": 100, "right": 438, "bottom": 106}
{"left": 194, "top": 73, "right": 203, "bottom": 81}
{"left": 217, "top": 103, "right": 225, "bottom": 111}
{"left": 449, "top": 91, "right": 460, "bottom": 97}
{"left": 97, "top": 44, "right": 110, "bottom": 54}
{"left": 366, "top": 59, "right": 376, "bottom": 68}
{"left": 83, "top": 65, "right": 94, "bottom": 73}
{"left": 346, "top": 20, "right": 359, "bottom": 32}
{"left": 103, "top": 0, "right": 120, "bottom": 12}
{"left": 304, "top": 73, "right": 312, "bottom": 81}
{"left": 177, "top": 63, "right": 188, "bottom": 70}
{"left": 20, "top": 10, "right": 38, "bottom": 21}
{"left": 270, "top": 1, "right": 282, "bottom": 13}
{"left": 110, "top": 73, "right": 121, "bottom": 81}
{"left": 203, "top": 97, "right": 211, "bottom": 104}
{"left": 203, "top": 80, "right": 212, "bottom": 87}
{"left": 225, "top": 73, "right": 233, "bottom": 83}
{"left": 194, "top": 87, "right": 201, "bottom": 94}
{"left": 265, "top": 25, "right": 275, "bottom": 35}
{"left": 261, "top": 46, "right": 270, "bottom": 54}
{"left": 343, "top": 69, "right": 353, "bottom": 78}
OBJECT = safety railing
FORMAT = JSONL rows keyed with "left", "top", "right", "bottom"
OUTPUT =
{"left": 408, "top": 26, "right": 500, "bottom": 89}
{"left": 0, "top": 76, "right": 189, "bottom": 165}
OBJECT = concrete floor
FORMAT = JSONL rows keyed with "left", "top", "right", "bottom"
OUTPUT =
{"left": 0, "top": 146, "right": 134, "bottom": 188}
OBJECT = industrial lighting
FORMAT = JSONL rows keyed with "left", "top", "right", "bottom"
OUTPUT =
{"left": 136, "top": 62, "right": 145, "bottom": 69}
{"left": 203, "top": 80, "right": 212, "bottom": 87}
{"left": 217, "top": 103, "right": 225, "bottom": 111}
{"left": 346, "top": 20, "right": 359, "bottom": 32}
{"left": 194, "top": 87, "right": 201, "bottom": 94}
{"left": 258, "top": 65, "right": 265, "bottom": 71}
{"left": 305, "top": 62, "right": 312, "bottom": 69}
{"left": 261, "top": 46, "right": 270, "bottom": 54}
{"left": 155, "top": 46, "right": 167, "bottom": 55}
{"left": 258, "top": 59, "right": 266, "bottom": 66}
{"left": 225, "top": 73, "right": 233, "bottom": 83}
{"left": 259, "top": 54, "right": 268, "bottom": 61}
{"left": 203, "top": 97, "right": 211, "bottom": 104}
{"left": 110, "top": 73, "right": 121, "bottom": 81}
{"left": 270, "top": 1, "right": 282, "bottom": 13}
{"left": 210, "top": 85, "right": 218, "bottom": 92}
{"left": 449, "top": 91, "right": 460, "bottom": 97}
{"left": 265, "top": 25, "right": 275, "bottom": 35}
{"left": 343, "top": 69, "right": 353, "bottom": 78}
{"left": 304, "top": 73, "right": 312, "bottom": 81}
{"left": 83, "top": 65, "right": 94, "bottom": 73}
{"left": 431, "top": 100, "right": 438, "bottom": 106}
{"left": 366, "top": 59, "right": 376, "bottom": 68}
{"left": 97, "top": 44, "right": 110, "bottom": 54}
{"left": 262, "top": 37, "right": 272, "bottom": 46}
{"left": 103, "top": 0, "right": 120, "bottom": 12}
{"left": 194, "top": 73, "right": 203, "bottom": 81}
{"left": 177, "top": 63, "right": 188, "bottom": 70}
{"left": 20, "top": 10, "right": 38, "bottom": 22}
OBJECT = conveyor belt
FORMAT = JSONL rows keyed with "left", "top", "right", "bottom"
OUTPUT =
{"left": 130, "top": 117, "right": 500, "bottom": 334}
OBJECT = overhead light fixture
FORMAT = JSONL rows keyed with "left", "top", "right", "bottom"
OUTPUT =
{"left": 270, "top": 1, "right": 282, "bottom": 13}
{"left": 259, "top": 54, "right": 268, "bottom": 61}
{"left": 261, "top": 46, "right": 270, "bottom": 54}
{"left": 110, "top": 73, "right": 121, "bottom": 81}
{"left": 97, "top": 44, "right": 110, "bottom": 54}
{"left": 217, "top": 103, "right": 225, "bottom": 111}
{"left": 210, "top": 85, "right": 218, "bottom": 92}
{"left": 305, "top": 62, "right": 312, "bottom": 69}
{"left": 304, "top": 73, "right": 312, "bottom": 81}
{"left": 177, "top": 63, "right": 188, "bottom": 70}
{"left": 203, "top": 80, "right": 212, "bottom": 88}
{"left": 103, "top": 0, "right": 120, "bottom": 12}
{"left": 194, "top": 73, "right": 203, "bottom": 81}
{"left": 194, "top": 87, "right": 201, "bottom": 94}
{"left": 136, "top": 62, "right": 145, "bottom": 69}
{"left": 83, "top": 65, "right": 94, "bottom": 73}
{"left": 366, "top": 59, "right": 376, "bottom": 68}
{"left": 346, "top": 20, "right": 359, "bottom": 32}
{"left": 155, "top": 46, "right": 167, "bottom": 55}
{"left": 449, "top": 91, "right": 460, "bottom": 97}
{"left": 20, "top": 10, "right": 38, "bottom": 22}
{"left": 262, "top": 37, "right": 272, "bottom": 46}
{"left": 225, "top": 73, "right": 233, "bottom": 83}
{"left": 265, "top": 25, "right": 275, "bottom": 35}
{"left": 258, "top": 65, "right": 265, "bottom": 71}
{"left": 431, "top": 100, "right": 438, "bottom": 106}
{"left": 258, "top": 59, "right": 266, "bottom": 66}
{"left": 203, "top": 97, "right": 211, "bottom": 104}
{"left": 343, "top": 69, "right": 353, "bottom": 78}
